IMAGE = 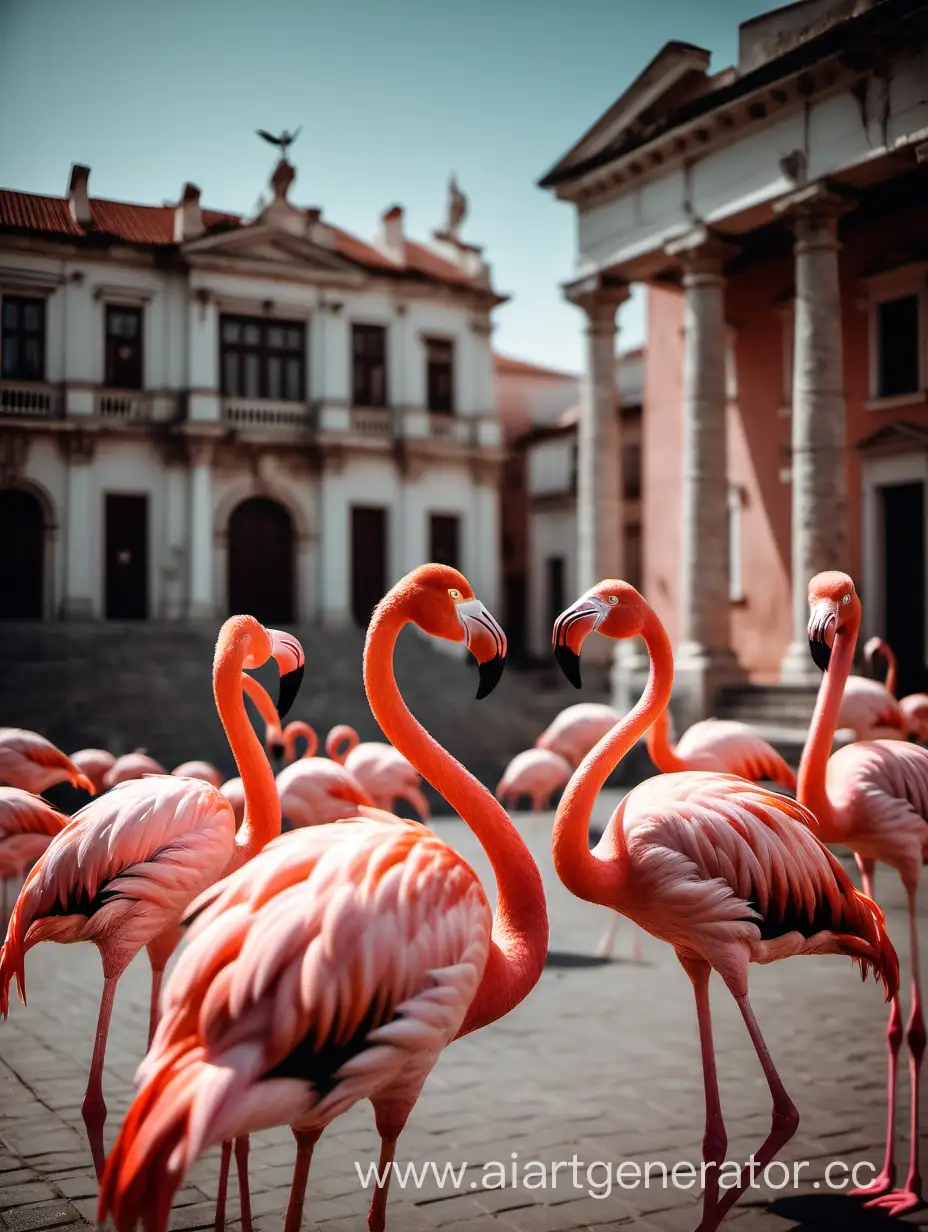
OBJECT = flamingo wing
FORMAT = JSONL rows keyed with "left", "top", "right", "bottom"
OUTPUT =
{"left": 0, "top": 728, "right": 95, "bottom": 794}
{"left": 0, "top": 788, "right": 69, "bottom": 839}
{"left": 838, "top": 678, "right": 906, "bottom": 740}
{"left": 0, "top": 777, "right": 235, "bottom": 1011}
{"left": 900, "top": 694, "right": 928, "bottom": 742}
{"left": 99, "top": 821, "right": 491, "bottom": 1232}
{"left": 675, "top": 719, "right": 796, "bottom": 789}
{"left": 617, "top": 773, "right": 896, "bottom": 992}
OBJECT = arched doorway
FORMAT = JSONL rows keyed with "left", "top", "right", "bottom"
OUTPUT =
{"left": 227, "top": 497, "right": 296, "bottom": 625}
{"left": 0, "top": 489, "right": 44, "bottom": 619}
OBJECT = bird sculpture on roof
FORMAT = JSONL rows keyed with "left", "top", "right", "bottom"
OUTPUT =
{"left": 256, "top": 128, "right": 302, "bottom": 161}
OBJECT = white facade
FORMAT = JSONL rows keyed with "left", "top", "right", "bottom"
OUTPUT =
{"left": 0, "top": 160, "right": 505, "bottom": 626}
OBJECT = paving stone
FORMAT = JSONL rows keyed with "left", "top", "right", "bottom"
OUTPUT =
{"left": 0, "top": 1202, "right": 76, "bottom": 1232}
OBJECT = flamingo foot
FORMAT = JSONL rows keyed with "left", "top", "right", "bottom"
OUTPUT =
{"left": 81, "top": 1094, "right": 107, "bottom": 1180}
{"left": 863, "top": 1185, "right": 923, "bottom": 1216}
{"left": 848, "top": 1168, "right": 894, "bottom": 1200}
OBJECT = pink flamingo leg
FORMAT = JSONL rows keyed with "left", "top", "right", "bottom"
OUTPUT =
{"left": 235, "top": 1136, "right": 253, "bottom": 1232}
{"left": 849, "top": 994, "right": 902, "bottom": 1198}
{"left": 214, "top": 1142, "right": 232, "bottom": 1232}
{"left": 680, "top": 957, "right": 727, "bottom": 1224}
{"left": 858, "top": 856, "right": 877, "bottom": 900}
{"left": 865, "top": 883, "right": 925, "bottom": 1216}
{"left": 82, "top": 975, "right": 118, "bottom": 1180}
{"left": 368, "top": 1106, "right": 410, "bottom": 1232}
{"left": 597, "top": 911, "right": 620, "bottom": 958}
{"left": 148, "top": 965, "right": 164, "bottom": 1049}
{"left": 284, "top": 1129, "right": 321, "bottom": 1232}
{"left": 698, "top": 986, "right": 799, "bottom": 1232}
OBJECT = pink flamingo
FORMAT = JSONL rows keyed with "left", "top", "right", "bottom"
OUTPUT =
{"left": 865, "top": 636, "right": 928, "bottom": 743}
{"left": 0, "top": 728, "right": 95, "bottom": 795}
{"left": 550, "top": 578, "right": 898, "bottom": 1232}
{"left": 220, "top": 675, "right": 286, "bottom": 825}
{"left": 171, "top": 760, "right": 223, "bottom": 787}
{"left": 0, "top": 789, "right": 69, "bottom": 923}
{"left": 495, "top": 747, "right": 572, "bottom": 812}
{"left": 98, "top": 564, "right": 548, "bottom": 1232}
{"left": 70, "top": 749, "right": 116, "bottom": 795}
{"left": 836, "top": 641, "right": 907, "bottom": 741}
{"left": 326, "top": 723, "right": 430, "bottom": 821}
{"left": 276, "top": 721, "right": 375, "bottom": 828}
{"left": 103, "top": 750, "right": 167, "bottom": 788}
{"left": 0, "top": 617, "right": 304, "bottom": 1178}
{"left": 800, "top": 572, "right": 928, "bottom": 1215}
{"left": 647, "top": 709, "right": 796, "bottom": 790}
{"left": 535, "top": 701, "right": 620, "bottom": 767}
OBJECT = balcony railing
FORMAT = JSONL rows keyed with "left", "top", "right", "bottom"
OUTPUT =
{"left": 222, "top": 399, "right": 315, "bottom": 430}
{"left": 427, "top": 413, "right": 472, "bottom": 444}
{"left": 350, "top": 407, "right": 392, "bottom": 437}
{"left": 96, "top": 390, "right": 153, "bottom": 422}
{"left": 0, "top": 381, "right": 59, "bottom": 419}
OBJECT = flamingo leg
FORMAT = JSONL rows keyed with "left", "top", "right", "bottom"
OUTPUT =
{"left": 367, "top": 1106, "right": 410, "bottom": 1232}
{"left": 864, "top": 882, "right": 925, "bottom": 1216}
{"left": 679, "top": 957, "right": 727, "bottom": 1225}
{"left": 698, "top": 986, "right": 799, "bottom": 1231}
{"left": 82, "top": 975, "right": 118, "bottom": 1180}
{"left": 849, "top": 995, "right": 902, "bottom": 1198}
{"left": 147, "top": 965, "right": 163, "bottom": 1049}
{"left": 858, "top": 855, "right": 877, "bottom": 900}
{"left": 235, "top": 1136, "right": 253, "bottom": 1232}
{"left": 214, "top": 1142, "right": 232, "bottom": 1232}
{"left": 1, "top": 877, "right": 7, "bottom": 928}
{"left": 597, "top": 911, "right": 621, "bottom": 959}
{"left": 284, "top": 1128, "right": 322, "bottom": 1232}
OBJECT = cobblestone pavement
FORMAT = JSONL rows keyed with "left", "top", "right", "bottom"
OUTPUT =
{"left": 1, "top": 793, "right": 927, "bottom": 1232}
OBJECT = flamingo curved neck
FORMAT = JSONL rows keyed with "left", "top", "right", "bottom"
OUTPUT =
{"left": 363, "top": 599, "right": 548, "bottom": 1038}
{"left": 241, "top": 673, "right": 282, "bottom": 745}
{"left": 880, "top": 640, "right": 898, "bottom": 696}
{"left": 325, "top": 724, "right": 359, "bottom": 764}
{"left": 284, "top": 722, "right": 318, "bottom": 762}
{"left": 797, "top": 613, "right": 860, "bottom": 838}
{"left": 214, "top": 626, "right": 282, "bottom": 865}
{"left": 645, "top": 707, "right": 688, "bottom": 773}
{"left": 553, "top": 613, "right": 674, "bottom": 908}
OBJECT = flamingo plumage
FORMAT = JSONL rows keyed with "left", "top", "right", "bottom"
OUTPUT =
{"left": 326, "top": 723, "right": 430, "bottom": 821}
{"left": 800, "top": 572, "right": 928, "bottom": 1215}
{"left": 0, "top": 788, "right": 69, "bottom": 924}
{"left": 865, "top": 636, "right": 928, "bottom": 743}
{"left": 69, "top": 748, "right": 116, "bottom": 795}
{"left": 534, "top": 702, "right": 620, "bottom": 768}
{"left": 647, "top": 709, "right": 796, "bottom": 790}
{"left": 495, "top": 747, "right": 572, "bottom": 812}
{"left": 550, "top": 578, "right": 898, "bottom": 1232}
{"left": 276, "top": 721, "right": 375, "bottom": 828}
{"left": 98, "top": 564, "right": 549, "bottom": 1232}
{"left": 0, "top": 617, "right": 305, "bottom": 1179}
{"left": 0, "top": 728, "right": 96, "bottom": 796}
{"left": 103, "top": 751, "right": 167, "bottom": 788}
{"left": 171, "top": 760, "right": 223, "bottom": 787}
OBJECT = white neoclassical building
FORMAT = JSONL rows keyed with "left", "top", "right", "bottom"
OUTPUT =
{"left": 0, "top": 156, "right": 504, "bottom": 628}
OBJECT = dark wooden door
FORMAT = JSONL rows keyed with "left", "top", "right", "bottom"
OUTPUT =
{"left": 228, "top": 497, "right": 295, "bottom": 624}
{"left": 351, "top": 506, "right": 387, "bottom": 626}
{"left": 105, "top": 494, "right": 148, "bottom": 620}
{"left": 429, "top": 513, "right": 460, "bottom": 569}
{"left": 546, "top": 555, "right": 566, "bottom": 632}
{"left": 882, "top": 481, "right": 926, "bottom": 695}
{"left": 0, "top": 489, "right": 43, "bottom": 618}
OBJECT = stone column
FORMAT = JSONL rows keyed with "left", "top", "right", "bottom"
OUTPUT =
{"left": 59, "top": 432, "right": 96, "bottom": 619}
{"left": 775, "top": 185, "right": 853, "bottom": 683}
{"left": 187, "top": 441, "right": 215, "bottom": 621}
{"left": 665, "top": 226, "right": 742, "bottom": 725}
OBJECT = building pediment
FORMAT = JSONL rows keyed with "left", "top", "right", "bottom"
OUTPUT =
{"left": 856, "top": 420, "right": 928, "bottom": 455}
{"left": 182, "top": 222, "right": 365, "bottom": 281}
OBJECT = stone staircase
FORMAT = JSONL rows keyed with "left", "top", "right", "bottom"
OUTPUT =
{"left": 714, "top": 682, "right": 820, "bottom": 764}
{"left": 0, "top": 621, "right": 605, "bottom": 798}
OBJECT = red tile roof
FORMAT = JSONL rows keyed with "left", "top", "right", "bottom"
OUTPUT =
{"left": 0, "top": 187, "right": 480, "bottom": 291}
{"left": 493, "top": 352, "right": 578, "bottom": 379}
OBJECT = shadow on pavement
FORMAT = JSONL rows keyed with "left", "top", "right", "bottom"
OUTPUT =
{"left": 544, "top": 950, "right": 645, "bottom": 969}
{"left": 767, "top": 1192, "right": 912, "bottom": 1228}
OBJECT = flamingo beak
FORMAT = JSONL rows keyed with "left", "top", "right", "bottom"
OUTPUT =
{"left": 267, "top": 629, "right": 305, "bottom": 718}
{"left": 807, "top": 601, "right": 838, "bottom": 672}
{"left": 455, "top": 600, "right": 507, "bottom": 699}
{"left": 552, "top": 598, "right": 609, "bottom": 689}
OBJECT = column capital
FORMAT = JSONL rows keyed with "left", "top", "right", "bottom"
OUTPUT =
{"left": 773, "top": 181, "right": 856, "bottom": 248}
{"left": 665, "top": 225, "right": 737, "bottom": 281}
{"left": 564, "top": 272, "right": 630, "bottom": 331}
{"left": 55, "top": 429, "right": 97, "bottom": 464}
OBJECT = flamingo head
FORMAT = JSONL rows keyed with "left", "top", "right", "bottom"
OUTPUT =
{"left": 234, "top": 619, "right": 306, "bottom": 719}
{"left": 553, "top": 579, "right": 646, "bottom": 689}
{"left": 265, "top": 724, "right": 285, "bottom": 760}
{"left": 807, "top": 571, "right": 861, "bottom": 672}
{"left": 391, "top": 564, "right": 507, "bottom": 699}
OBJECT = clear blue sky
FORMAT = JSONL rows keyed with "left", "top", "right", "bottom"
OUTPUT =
{"left": 0, "top": 0, "right": 781, "bottom": 373}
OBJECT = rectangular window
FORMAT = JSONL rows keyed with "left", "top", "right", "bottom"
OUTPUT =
{"left": 1, "top": 295, "right": 46, "bottom": 381}
{"left": 727, "top": 487, "right": 744, "bottom": 602}
{"left": 621, "top": 440, "right": 642, "bottom": 502}
{"left": 352, "top": 324, "right": 387, "bottom": 407}
{"left": 876, "top": 294, "right": 920, "bottom": 398}
{"left": 425, "top": 337, "right": 454, "bottom": 414}
{"left": 219, "top": 315, "right": 305, "bottom": 401}
{"left": 623, "top": 523, "right": 643, "bottom": 593}
{"left": 429, "top": 513, "right": 460, "bottom": 569}
{"left": 105, "top": 305, "right": 143, "bottom": 389}
{"left": 546, "top": 556, "right": 565, "bottom": 632}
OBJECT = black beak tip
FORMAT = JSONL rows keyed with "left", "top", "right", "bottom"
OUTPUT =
{"left": 270, "top": 741, "right": 285, "bottom": 760}
{"left": 808, "top": 637, "right": 832, "bottom": 673}
{"left": 476, "top": 655, "right": 506, "bottom": 700}
{"left": 277, "top": 664, "right": 304, "bottom": 719}
{"left": 554, "top": 645, "right": 583, "bottom": 690}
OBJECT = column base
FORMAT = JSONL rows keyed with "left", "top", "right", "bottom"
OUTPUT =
{"left": 188, "top": 601, "right": 217, "bottom": 622}
{"left": 321, "top": 610, "right": 353, "bottom": 631}
{"left": 779, "top": 639, "right": 821, "bottom": 685}
{"left": 59, "top": 597, "right": 94, "bottom": 620}
{"left": 673, "top": 643, "right": 745, "bottom": 729}
{"left": 610, "top": 637, "right": 651, "bottom": 715}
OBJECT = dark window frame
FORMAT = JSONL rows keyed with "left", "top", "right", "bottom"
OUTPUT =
{"left": 219, "top": 314, "right": 306, "bottom": 402}
{"left": 352, "top": 323, "right": 388, "bottom": 407}
{"left": 425, "top": 335, "right": 455, "bottom": 414}
{"left": 429, "top": 512, "right": 461, "bottom": 570}
{"left": 875, "top": 293, "right": 921, "bottom": 399}
{"left": 104, "top": 304, "right": 144, "bottom": 390}
{"left": 1, "top": 295, "right": 46, "bottom": 382}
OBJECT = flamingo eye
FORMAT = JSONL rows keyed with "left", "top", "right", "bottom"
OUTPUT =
{"left": 607, "top": 595, "right": 619, "bottom": 605}
{"left": 449, "top": 588, "right": 462, "bottom": 601}
{"left": 842, "top": 593, "right": 851, "bottom": 605}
